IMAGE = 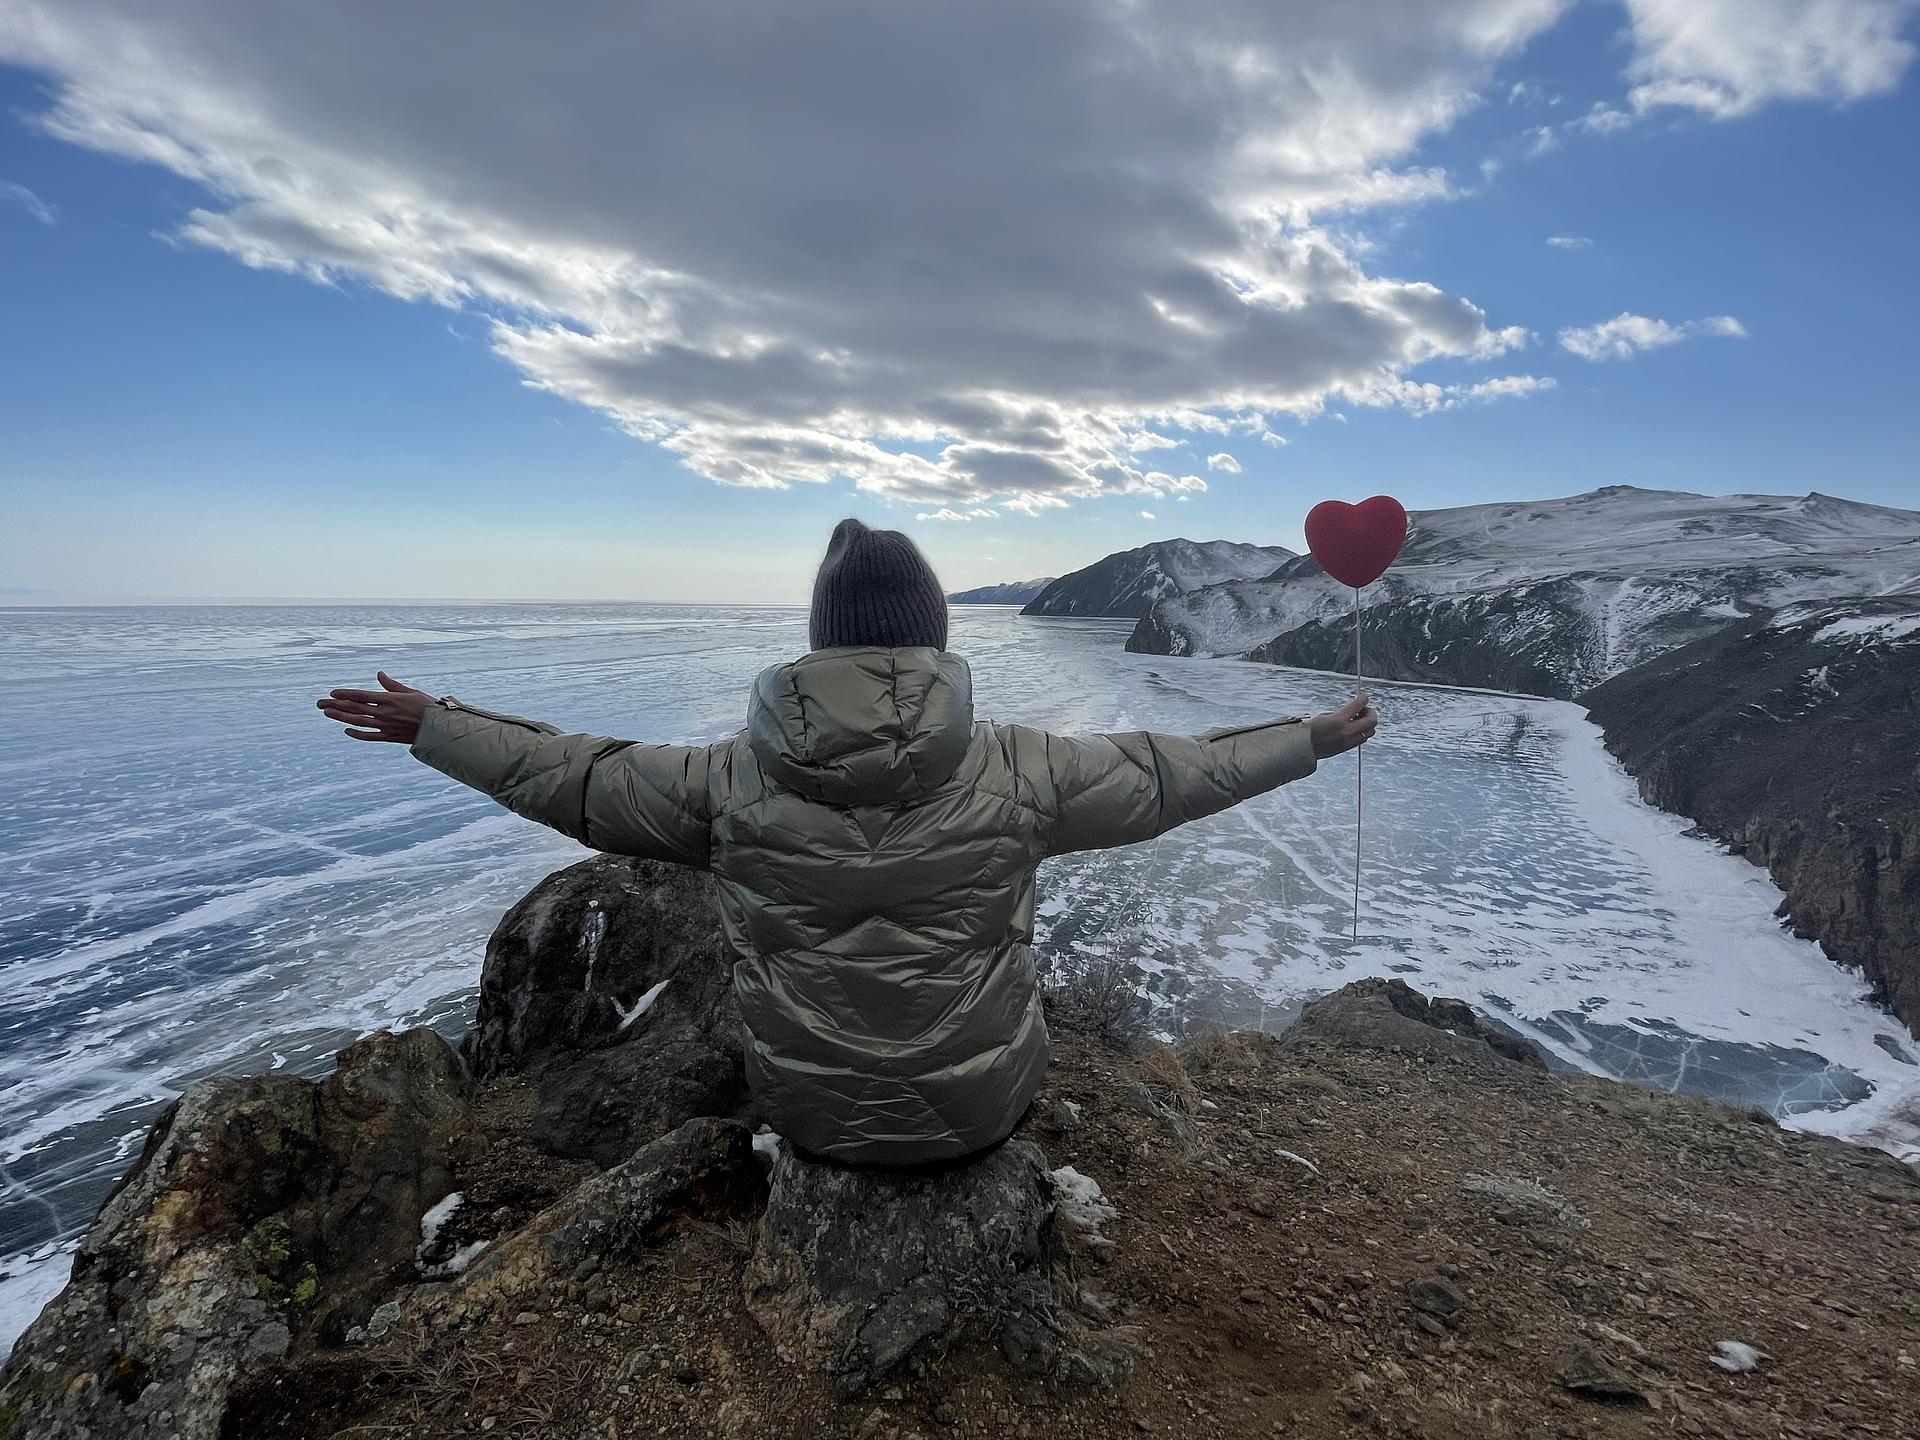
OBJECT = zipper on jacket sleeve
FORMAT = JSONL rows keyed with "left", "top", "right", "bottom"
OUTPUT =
{"left": 437, "top": 696, "right": 551, "bottom": 732}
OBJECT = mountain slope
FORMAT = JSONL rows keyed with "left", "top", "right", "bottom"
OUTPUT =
{"left": 948, "top": 577, "right": 1055, "bottom": 605}
{"left": 1127, "top": 486, "right": 1920, "bottom": 694}
{"left": 1022, "top": 538, "right": 1293, "bottom": 618}
{"left": 1581, "top": 596, "right": 1920, "bottom": 1031}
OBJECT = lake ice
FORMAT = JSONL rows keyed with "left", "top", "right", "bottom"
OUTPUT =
{"left": 2, "top": 601, "right": 1916, "bottom": 1353}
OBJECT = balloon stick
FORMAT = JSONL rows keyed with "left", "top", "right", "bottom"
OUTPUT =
{"left": 1352, "top": 584, "right": 1362, "bottom": 941}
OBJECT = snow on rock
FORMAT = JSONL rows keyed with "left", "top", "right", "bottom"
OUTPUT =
{"left": 1050, "top": 1164, "right": 1119, "bottom": 1241}
{"left": 1812, "top": 613, "right": 1920, "bottom": 645}
{"left": 1710, "top": 1340, "right": 1769, "bottom": 1373}
{"left": 615, "top": 977, "right": 671, "bottom": 1031}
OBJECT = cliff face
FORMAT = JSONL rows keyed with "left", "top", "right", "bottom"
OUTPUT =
{"left": 1580, "top": 599, "right": 1920, "bottom": 1032}
{"left": 5, "top": 863, "right": 1918, "bottom": 1440}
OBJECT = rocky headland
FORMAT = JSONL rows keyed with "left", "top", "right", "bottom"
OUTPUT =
{"left": 4, "top": 856, "right": 1917, "bottom": 1440}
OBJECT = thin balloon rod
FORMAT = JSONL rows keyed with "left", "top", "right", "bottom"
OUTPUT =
{"left": 1352, "top": 584, "right": 1362, "bottom": 942}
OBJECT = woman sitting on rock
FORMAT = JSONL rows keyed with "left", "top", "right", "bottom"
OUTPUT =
{"left": 317, "top": 520, "right": 1376, "bottom": 1166}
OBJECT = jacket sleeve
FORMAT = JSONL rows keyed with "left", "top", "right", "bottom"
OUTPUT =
{"left": 409, "top": 697, "right": 715, "bottom": 869}
{"left": 1003, "top": 716, "right": 1318, "bottom": 857}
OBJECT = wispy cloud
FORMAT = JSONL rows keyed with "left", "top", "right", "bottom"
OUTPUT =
{"left": 1545, "top": 234, "right": 1593, "bottom": 249}
{"left": 1558, "top": 312, "right": 1748, "bottom": 361}
{"left": 0, "top": 180, "right": 54, "bottom": 224}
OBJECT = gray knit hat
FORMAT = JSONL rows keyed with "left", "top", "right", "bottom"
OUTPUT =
{"left": 808, "top": 518, "right": 949, "bottom": 651}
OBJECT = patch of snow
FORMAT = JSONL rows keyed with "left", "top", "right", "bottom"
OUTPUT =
{"left": 0, "top": 1243, "right": 75, "bottom": 1361}
{"left": 751, "top": 1127, "right": 784, "bottom": 1162}
{"left": 1710, "top": 1340, "right": 1768, "bottom": 1373}
{"left": 1811, "top": 614, "right": 1920, "bottom": 646}
{"left": 417, "top": 1190, "right": 464, "bottom": 1254}
{"left": 1050, "top": 1164, "right": 1119, "bottom": 1239}
{"left": 415, "top": 1190, "right": 489, "bottom": 1278}
{"left": 1274, "top": 1148, "right": 1321, "bottom": 1177}
{"left": 615, "top": 977, "right": 671, "bottom": 1031}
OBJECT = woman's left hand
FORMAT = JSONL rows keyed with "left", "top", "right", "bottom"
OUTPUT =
{"left": 1309, "top": 692, "right": 1377, "bottom": 759}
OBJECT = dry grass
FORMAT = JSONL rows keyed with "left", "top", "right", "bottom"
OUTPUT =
{"left": 1042, "top": 958, "right": 1152, "bottom": 1047}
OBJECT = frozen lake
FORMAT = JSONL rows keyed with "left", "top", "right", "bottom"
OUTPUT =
{"left": 3, "top": 600, "right": 1917, "bottom": 1351}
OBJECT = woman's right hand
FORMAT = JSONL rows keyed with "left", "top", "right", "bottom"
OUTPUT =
{"left": 316, "top": 671, "right": 433, "bottom": 744}
{"left": 1309, "top": 693, "right": 1377, "bottom": 759}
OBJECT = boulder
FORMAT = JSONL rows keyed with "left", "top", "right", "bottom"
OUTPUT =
{"left": 463, "top": 855, "right": 748, "bottom": 1166}
{"left": 1285, "top": 978, "right": 1548, "bottom": 1075}
{"left": 0, "top": 1030, "right": 470, "bottom": 1440}
{"left": 743, "top": 1141, "right": 1069, "bottom": 1397}
{"left": 432, "top": 1117, "right": 763, "bottom": 1316}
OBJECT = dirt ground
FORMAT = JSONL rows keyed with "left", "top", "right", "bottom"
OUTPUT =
{"left": 226, "top": 1020, "right": 1920, "bottom": 1440}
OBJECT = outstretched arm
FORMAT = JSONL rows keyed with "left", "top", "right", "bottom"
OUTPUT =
{"left": 316, "top": 674, "right": 714, "bottom": 868}
{"left": 1013, "top": 693, "right": 1377, "bottom": 857}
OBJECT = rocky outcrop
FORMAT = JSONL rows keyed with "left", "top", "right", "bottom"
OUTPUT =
{"left": 10, "top": 854, "right": 1919, "bottom": 1440}
{"left": 745, "top": 1141, "right": 1083, "bottom": 1397}
{"left": 465, "top": 854, "right": 747, "bottom": 1167}
{"left": 1581, "top": 599, "right": 1920, "bottom": 1030}
{"left": 1284, "top": 977, "right": 1550, "bottom": 1076}
{"left": 0, "top": 1029, "right": 470, "bottom": 1440}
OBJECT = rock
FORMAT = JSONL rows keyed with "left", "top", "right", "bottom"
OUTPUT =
{"left": 1284, "top": 979, "right": 1548, "bottom": 1075}
{"left": 313, "top": 1027, "right": 474, "bottom": 1327}
{"left": 1121, "top": 1081, "right": 1198, "bottom": 1148}
{"left": 1405, "top": 1277, "right": 1465, "bottom": 1327}
{"left": 743, "top": 1141, "right": 1068, "bottom": 1397}
{"left": 448, "top": 1118, "right": 763, "bottom": 1311}
{"left": 0, "top": 1029, "right": 471, "bottom": 1440}
{"left": 463, "top": 855, "right": 749, "bottom": 1165}
{"left": 1558, "top": 1346, "right": 1651, "bottom": 1406}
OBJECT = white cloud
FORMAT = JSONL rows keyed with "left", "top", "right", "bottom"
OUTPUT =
{"left": 1365, "top": 373, "right": 1558, "bottom": 413}
{"left": 915, "top": 506, "right": 999, "bottom": 522}
{"left": 1205, "top": 452, "right": 1244, "bottom": 473}
{"left": 1140, "top": 510, "right": 1157, "bottom": 520}
{"left": 0, "top": 180, "right": 54, "bottom": 224}
{"left": 1622, "top": 0, "right": 1918, "bottom": 119}
{"left": 0, "top": 0, "right": 1581, "bottom": 513}
{"left": 1558, "top": 312, "right": 1747, "bottom": 361}
{"left": 1545, "top": 234, "right": 1593, "bottom": 248}
{"left": 1573, "top": 103, "right": 1635, "bottom": 134}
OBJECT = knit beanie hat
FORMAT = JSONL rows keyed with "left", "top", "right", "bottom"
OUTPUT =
{"left": 808, "top": 518, "right": 949, "bottom": 651}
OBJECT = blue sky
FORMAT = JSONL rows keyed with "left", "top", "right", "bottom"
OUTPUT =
{"left": 2, "top": 1, "right": 1916, "bottom": 602}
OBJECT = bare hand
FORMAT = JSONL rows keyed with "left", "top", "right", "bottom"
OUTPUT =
{"left": 1310, "top": 692, "right": 1377, "bottom": 759}
{"left": 316, "top": 671, "right": 433, "bottom": 744}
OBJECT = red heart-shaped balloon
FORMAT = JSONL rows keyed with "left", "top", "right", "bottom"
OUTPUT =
{"left": 1305, "top": 496, "right": 1408, "bottom": 589}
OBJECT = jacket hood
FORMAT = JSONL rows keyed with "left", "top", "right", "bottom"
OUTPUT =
{"left": 748, "top": 647, "right": 974, "bottom": 806}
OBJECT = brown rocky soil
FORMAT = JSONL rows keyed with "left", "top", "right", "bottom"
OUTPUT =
{"left": 224, "top": 997, "right": 1920, "bottom": 1440}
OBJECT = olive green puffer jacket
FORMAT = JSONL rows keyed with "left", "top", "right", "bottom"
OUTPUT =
{"left": 411, "top": 646, "right": 1316, "bottom": 1164}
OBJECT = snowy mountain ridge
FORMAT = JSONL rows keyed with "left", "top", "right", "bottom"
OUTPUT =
{"left": 1020, "top": 538, "right": 1294, "bottom": 618}
{"left": 1127, "top": 486, "right": 1920, "bottom": 692}
{"left": 948, "top": 577, "right": 1056, "bottom": 605}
